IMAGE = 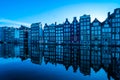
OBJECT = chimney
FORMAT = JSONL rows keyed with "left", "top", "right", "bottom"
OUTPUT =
{"left": 108, "top": 12, "right": 110, "bottom": 17}
{"left": 73, "top": 17, "right": 77, "bottom": 20}
{"left": 66, "top": 18, "right": 68, "bottom": 21}
{"left": 55, "top": 22, "right": 57, "bottom": 25}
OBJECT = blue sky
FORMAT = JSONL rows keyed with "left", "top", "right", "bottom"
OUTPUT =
{"left": 0, "top": 0, "right": 120, "bottom": 27}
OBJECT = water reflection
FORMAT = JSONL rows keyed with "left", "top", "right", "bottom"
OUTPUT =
{"left": 0, "top": 44, "right": 120, "bottom": 80}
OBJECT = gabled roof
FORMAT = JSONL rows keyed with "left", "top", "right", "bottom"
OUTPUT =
{"left": 64, "top": 18, "right": 70, "bottom": 24}
{"left": 91, "top": 18, "right": 102, "bottom": 27}
{"left": 93, "top": 18, "right": 101, "bottom": 23}
{"left": 80, "top": 14, "right": 90, "bottom": 19}
{"left": 72, "top": 17, "right": 78, "bottom": 24}
{"left": 102, "top": 18, "right": 110, "bottom": 26}
{"left": 44, "top": 23, "right": 49, "bottom": 29}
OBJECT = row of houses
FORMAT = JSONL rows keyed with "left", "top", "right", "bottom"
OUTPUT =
{"left": 0, "top": 8, "right": 120, "bottom": 45}
{"left": 44, "top": 8, "right": 120, "bottom": 46}
{"left": 0, "top": 23, "right": 43, "bottom": 44}
{"left": 0, "top": 27, "right": 18, "bottom": 43}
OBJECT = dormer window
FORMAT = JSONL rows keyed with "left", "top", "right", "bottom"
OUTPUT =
{"left": 66, "top": 22, "right": 68, "bottom": 25}
{"left": 74, "top": 22, "right": 76, "bottom": 25}
{"left": 93, "top": 22, "right": 99, "bottom": 26}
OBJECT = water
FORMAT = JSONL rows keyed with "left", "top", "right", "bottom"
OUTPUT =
{"left": 0, "top": 44, "right": 119, "bottom": 80}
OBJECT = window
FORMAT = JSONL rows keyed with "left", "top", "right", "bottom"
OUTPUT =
{"left": 108, "top": 28, "right": 111, "bottom": 32}
{"left": 91, "top": 27, "right": 94, "bottom": 30}
{"left": 84, "top": 27, "right": 86, "bottom": 30}
{"left": 92, "top": 31, "right": 94, "bottom": 34}
{"left": 98, "top": 26, "right": 101, "bottom": 30}
{"left": 81, "top": 36, "right": 83, "bottom": 40}
{"left": 74, "top": 25, "right": 76, "bottom": 28}
{"left": 87, "top": 31, "right": 90, "bottom": 34}
{"left": 93, "top": 22, "right": 99, "bottom": 26}
{"left": 95, "top": 31, "right": 97, "bottom": 34}
{"left": 116, "top": 10, "right": 119, "bottom": 14}
{"left": 104, "top": 24, "right": 109, "bottom": 27}
{"left": 112, "top": 19, "right": 115, "bottom": 22}
{"left": 118, "top": 23, "right": 120, "bottom": 26}
{"left": 116, "top": 34, "right": 119, "bottom": 39}
{"left": 117, "top": 18, "right": 120, "bottom": 22}
{"left": 98, "top": 31, "right": 101, "bottom": 34}
{"left": 87, "top": 26, "right": 89, "bottom": 29}
{"left": 81, "top": 27, "right": 83, "bottom": 30}
{"left": 112, "top": 35, "right": 114, "bottom": 39}
{"left": 87, "top": 18, "right": 90, "bottom": 21}
{"left": 87, "top": 22, "right": 90, "bottom": 25}
{"left": 81, "top": 23, "right": 83, "bottom": 26}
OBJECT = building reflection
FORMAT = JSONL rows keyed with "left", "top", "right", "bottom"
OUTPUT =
{"left": 19, "top": 44, "right": 28, "bottom": 61}
{"left": 71, "top": 45, "right": 79, "bottom": 72}
{"left": 91, "top": 46, "right": 101, "bottom": 72}
{"left": 0, "top": 44, "right": 120, "bottom": 80}
{"left": 0, "top": 44, "right": 15, "bottom": 58}
{"left": 29, "top": 44, "right": 43, "bottom": 65}
{"left": 80, "top": 46, "right": 91, "bottom": 75}
{"left": 63, "top": 45, "right": 71, "bottom": 70}
{"left": 56, "top": 45, "right": 63, "bottom": 63}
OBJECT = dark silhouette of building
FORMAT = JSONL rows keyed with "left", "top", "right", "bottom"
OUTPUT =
{"left": 108, "top": 8, "right": 120, "bottom": 46}
{"left": 56, "top": 24, "right": 64, "bottom": 44}
{"left": 0, "top": 27, "right": 4, "bottom": 43}
{"left": 31, "top": 22, "right": 43, "bottom": 44}
{"left": 19, "top": 25, "right": 29, "bottom": 44}
{"left": 91, "top": 18, "right": 102, "bottom": 46}
{"left": 30, "top": 44, "right": 43, "bottom": 65}
{"left": 44, "top": 23, "right": 49, "bottom": 44}
{"left": 102, "top": 19, "right": 111, "bottom": 46}
{"left": 2, "top": 27, "right": 15, "bottom": 43}
{"left": 63, "top": 18, "right": 71, "bottom": 44}
{"left": 80, "top": 15, "right": 91, "bottom": 46}
{"left": 49, "top": 23, "right": 56, "bottom": 44}
{"left": 71, "top": 17, "right": 80, "bottom": 44}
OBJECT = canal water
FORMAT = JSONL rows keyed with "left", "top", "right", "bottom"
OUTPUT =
{"left": 0, "top": 44, "right": 119, "bottom": 80}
